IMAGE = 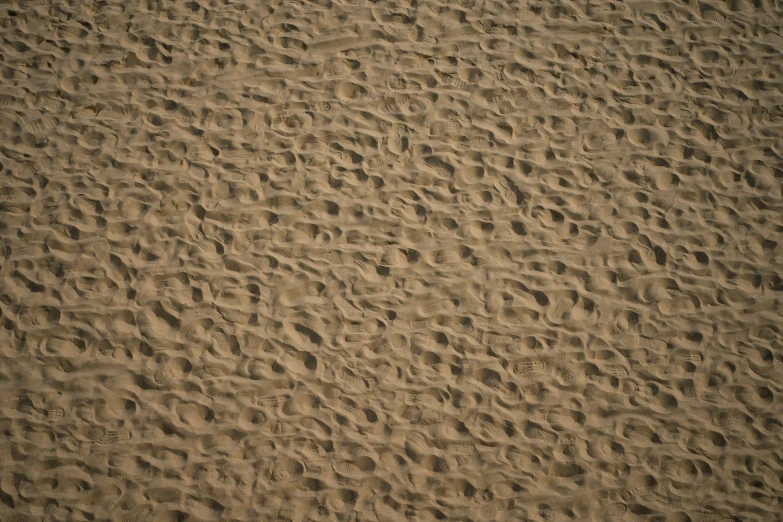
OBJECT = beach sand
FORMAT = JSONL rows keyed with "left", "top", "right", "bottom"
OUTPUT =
{"left": 1, "top": 0, "right": 783, "bottom": 520}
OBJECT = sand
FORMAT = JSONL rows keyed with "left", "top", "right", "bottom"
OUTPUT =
{"left": 1, "top": 0, "right": 783, "bottom": 520}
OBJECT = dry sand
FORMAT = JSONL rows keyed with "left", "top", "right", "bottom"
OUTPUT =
{"left": 1, "top": 0, "right": 783, "bottom": 520}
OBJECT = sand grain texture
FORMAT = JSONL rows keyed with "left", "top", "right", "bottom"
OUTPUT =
{"left": 1, "top": 0, "right": 783, "bottom": 521}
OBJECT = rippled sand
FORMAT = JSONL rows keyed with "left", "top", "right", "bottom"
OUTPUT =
{"left": 1, "top": 0, "right": 783, "bottom": 521}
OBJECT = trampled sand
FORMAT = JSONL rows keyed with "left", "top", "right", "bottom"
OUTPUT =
{"left": 1, "top": 0, "right": 783, "bottom": 520}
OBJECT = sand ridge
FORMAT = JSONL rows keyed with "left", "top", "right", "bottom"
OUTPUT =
{"left": 1, "top": 0, "right": 783, "bottom": 520}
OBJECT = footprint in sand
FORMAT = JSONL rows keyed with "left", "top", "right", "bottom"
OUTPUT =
{"left": 631, "top": 385, "right": 679, "bottom": 414}
{"left": 279, "top": 281, "right": 326, "bottom": 306}
{"left": 333, "top": 455, "right": 376, "bottom": 478}
{"left": 95, "top": 429, "right": 132, "bottom": 445}
{"left": 513, "top": 358, "right": 550, "bottom": 377}
{"left": 658, "top": 296, "right": 700, "bottom": 316}
{"left": 337, "top": 366, "right": 376, "bottom": 393}
{"left": 418, "top": 299, "right": 458, "bottom": 317}
{"left": 403, "top": 391, "right": 440, "bottom": 407}
{"left": 269, "top": 458, "right": 305, "bottom": 483}
{"left": 371, "top": 334, "right": 408, "bottom": 356}
{"left": 237, "top": 407, "right": 266, "bottom": 430}
{"left": 278, "top": 350, "right": 318, "bottom": 376}
{"left": 428, "top": 120, "right": 463, "bottom": 136}
{"left": 474, "top": 412, "right": 498, "bottom": 435}
{"left": 25, "top": 115, "right": 59, "bottom": 134}
{"left": 151, "top": 355, "right": 192, "bottom": 386}
{"left": 175, "top": 402, "right": 214, "bottom": 429}
{"left": 712, "top": 410, "right": 746, "bottom": 429}
{"left": 93, "top": 396, "right": 138, "bottom": 423}
{"left": 40, "top": 337, "right": 85, "bottom": 357}
{"left": 687, "top": 431, "right": 726, "bottom": 460}
{"left": 544, "top": 290, "right": 587, "bottom": 324}
{"left": 284, "top": 393, "right": 321, "bottom": 416}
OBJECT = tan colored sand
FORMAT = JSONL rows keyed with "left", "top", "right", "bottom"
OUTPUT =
{"left": 1, "top": 0, "right": 783, "bottom": 520}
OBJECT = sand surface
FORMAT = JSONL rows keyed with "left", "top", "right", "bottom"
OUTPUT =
{"left": 1, "top": 0, "right": 783, "bottom": 520}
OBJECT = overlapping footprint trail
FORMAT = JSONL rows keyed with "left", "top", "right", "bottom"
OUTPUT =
{"left": 1, "top": 0, "right": 783, "bottom": 520}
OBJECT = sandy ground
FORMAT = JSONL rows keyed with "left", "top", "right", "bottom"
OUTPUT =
{"left": 1, "top": 0, "right": 783, "bottom": 521}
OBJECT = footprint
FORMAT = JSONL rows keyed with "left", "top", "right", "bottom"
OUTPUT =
{"left": 632, "top": 387, "right": 679, "bottom": 414}
{"left": 152, "top": 356, "right": 192, "bottom": 385}
{"left": 458, "top": 137, "right": 491, "bottom": 151}
{"left": 278, "top": 350, "right": 318, "bottom": 375}
{"left": 378, "top": 98, "right": 400, "bottom": 114}
{"left": 419, "top": 299, "right": 457, "bottom": 317}
{"left": 41, "top": 337, "right": 84, "bottom": 357}
{"left": 450, "top": 441, "right": 478, "bottom": 461}
{"left": 43, "top": 408, "right": 64, "bottom": 421}
{"left": 258, "top": 395, "right": 289, "bottom": 408}
{"left": 26, "top": 116, "right": 59, "bottom": 133}
{"left": 210, "top": 330, "right": 240, "bottom": 358}
{"left": 601, "top": 502, "right": 628, "bottom": 518}
{"left": 176, "top": 403, "right": 214, "bottom": 429}
{"left": 496, "top": 101, "right": 517, "bottom": 115}
{"left": 366, "top": 153, "right": 400, "bottom": 169}
{"left": 581, "top": 129, "right": 617, "bottom": 152}
{"left": 311, "top": 100, "right": 334, "bottom": 113}
{"left": 670, "top": 351, "right": 704, "bottom": 364}
{"left": 0, "top": 94, "right": 24, "bottom": 110}
{"left": 701, "top": 8, "right": 726, "bottom": 22}
{"left": 337, "top": 367, "right": 375, "bottom": 392}
{"left": 621, "top": 474, "right": 657, "bottom": 501}
{"left": 661, "top": 457, "right": 712, "bottom": 485}
{"left": 405, "top": 431, "right": 430, "bottom": 454}
{"left": 335, "top": 81, "right": 366, "bottom": 101}
{"left": 285, "top": 393, "right": 321, "bottom": 416}
{"left": 403, "top": 392, "right": 439, "bottom": 407}
{"left": 658, "top": 297, "right": 700, "bottom": 316}
{"left": 372, "top": 334, "right": 408, "bottom": 356}
{"left": 8, "top": 244, "right": 46, "bottom": 259}
{"left": 336, "top": 398, "right": 367, "bottom": 423}
{"left": 712, "top": 410, "right": 745, "bottom": 428}
{"left": 479, "top": 499, "right": 513, "bottom": 517}
{"left": 754, "top": 461, "right": 782, "bottom": 488}
{"left": 135, "top": 280, "right": 160, "bottom": 306}
{"left": 604, "top": 364, "right": 629, "bottom": 378}
{"left": 474, "top": 413, "right": 497, "bottom": 434}
{"left": 280, "top": 281, "right": 325, "bottom": 305}
{"left": 333, "top": 455, "right": 376, "bottom": 478}
{"left": 219, "top": 148, "right": 254, "bottom": 160}
{"left": 687, "top": 431, "right": 726, "bottom": 460}
{"left": 96, "top": 430, "right": 132, "bottom": 445}
{"left": 419, "top": 362, "right": 453, "bottom": 383}
{"left": 237, "top": 407, "right": 266, "bottom": 430}
{"left": 428, "top": 120, "right": 462, "bottom": 136}
{"left": 387, "top": 77, "right": 411, "bottom": 91}
{"left": 93, "top": 397, "right": 138, "bottom": 423}
{"left": 546, "top": 291, "right": 583, "bottom": 323}
{"left": 763, "top": 32, "right": 783, "bottom": 48}
{"left": 513, "top": 358, "right": 549, "bottom": 376}
{"left": 545, "top": 408, "right": 585, "bottom": 431}
{"left": 34, "top": 94, "right": 65, "bottom": 113}
{"left": 270, "top": 458, "right": 304, "bottom": 483}
{"left": 622, "top": 423, "right": 659, "bottom": 445}
{"left": 343, "top": 321, "right": 379, "bottom": 335}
